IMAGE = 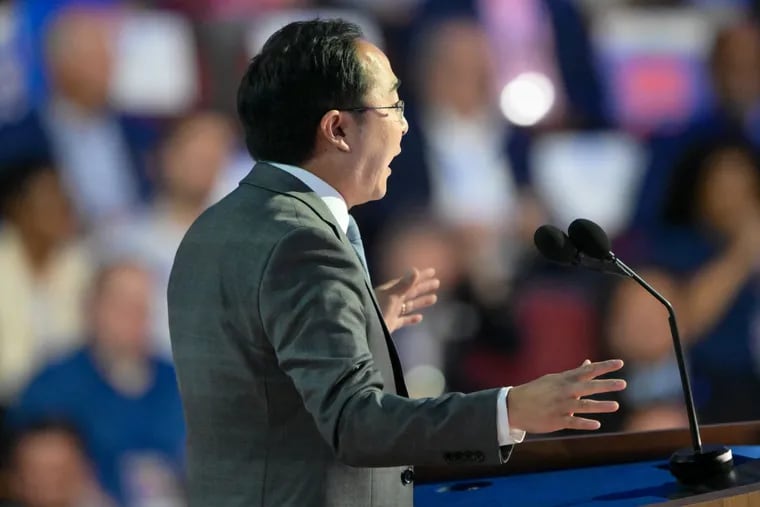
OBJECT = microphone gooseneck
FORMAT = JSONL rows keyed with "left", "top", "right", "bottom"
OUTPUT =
{"left": 566, "top": 218, "right": 733, "bottom": 485}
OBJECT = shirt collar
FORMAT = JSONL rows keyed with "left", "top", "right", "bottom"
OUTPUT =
{"left": 266, "top": 162, "right": 349, "bottom": 234}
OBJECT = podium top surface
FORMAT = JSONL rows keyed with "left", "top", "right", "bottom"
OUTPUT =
{"left": 417, "top": 420, "right": 760, "bottom": 483}
{"left": 415, "top": 422, "right": 760, "bottom": 507}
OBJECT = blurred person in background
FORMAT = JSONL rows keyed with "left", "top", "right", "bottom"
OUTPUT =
{"left": 96, "top": 110, "right": 235, "bottom": 358}
{"left": 355, "top": 14, "right": 539, "bottom": 268}
{"left": 604, "top": 267, "right": 688, "bottom": 432}
{"left": 354, "top": 14, "right": 545, "bottom": 394}
{"left": 709, "top": 20, "right": 760, "bottom": 130}
{"left": 0, "top": 5, "right": 156, "bottom": 229}
{"left": 6, "top": 261, "right": 186, "bottom": 507}
{"left": 654, "top": 137, "right": 760, "bottom": 423}
{"left": 3, "top": 420, "right": 114, "bottom": 507}
{"left": 9, "top": 0, "right": 123, "bottom": 107}
{"left": 157, "top": 0, "right": 312, "bottom": 19}
{"left": 0, "top": 157, "right": 90, "bottom": 406}
{"left": 634, "top": 18, "right": 760, "bottom": 230}
{"left": 155, "top": 0, "right": 316, "bottom": 115}
{"left": 372, "top": 218, "right": 475, "bottom": 397}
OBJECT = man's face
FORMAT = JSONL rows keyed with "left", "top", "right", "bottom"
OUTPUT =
{"left": 347, "top": 41, "right": 408, "bottom": 206}
{"left": 424, "top": 20, "right": 495, "bottom": 116}
{"left": 49, "top": 11, "right": 115, "bottom": 110}
{"left": 12, "top": 431, "right": 90, "bottom": 507}
{"left": 162, "top": 112, "right": 232, "bottom": 204}
{"left": 92, "top": 265, "right": 152, "bottom": 358}
{"left": 9, "top": 168, "right": 77, "bottom": 246}
{"left": 697, "top": 148, "right": 760, "bottom": 235}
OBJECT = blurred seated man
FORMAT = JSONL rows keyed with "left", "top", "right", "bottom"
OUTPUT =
{"left": 0, "top": 158, "right": 90, "bottom": 405}
{"left": 95, "top": 110, "right": 235, "bottom": 358}
{"left": 6, "top": 261, "right": 186, "bottom": 507}
{"left": 0, "top": 6, "right": 157, "bottom": 229}
{"left": 605, "top": 267, "right": 688, "bottom": 432}
{"left": 353, "top": 14, "right": 541, "bottom": 278}
{"left": 353, "top": 15, "right": 547, "bottom": 392}
{"left": 3, "top": 420, "right": 114, "bottom": 507}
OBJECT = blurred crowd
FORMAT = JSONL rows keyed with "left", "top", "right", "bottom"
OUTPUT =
{"left": 1, "top": 0, "right": 760, "bottom": 504}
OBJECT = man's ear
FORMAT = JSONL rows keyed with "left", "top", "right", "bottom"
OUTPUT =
{"left": 319, "top": 110, "right": 351, "bottom": 153}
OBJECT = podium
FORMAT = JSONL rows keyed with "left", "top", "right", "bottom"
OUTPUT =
{"left": 414, "top": 421, "right": 760, "bottom": 506}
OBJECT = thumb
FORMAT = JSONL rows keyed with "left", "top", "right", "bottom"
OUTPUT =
{"left": 582, "top": 359, "right": 591, "bottom": 366}
{"left": 395, "top": 268, "right": 419, "bottom": 293}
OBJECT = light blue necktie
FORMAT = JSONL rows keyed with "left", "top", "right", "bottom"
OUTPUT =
{"left": 346, "top": 215, "right": 371, "bottom": 283}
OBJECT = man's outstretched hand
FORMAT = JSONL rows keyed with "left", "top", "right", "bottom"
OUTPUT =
{"left": 375, "top": 267, "right": 440, "bottom": 334}
{"left": 507, "top": 359, "right": 627, "bottom": 433}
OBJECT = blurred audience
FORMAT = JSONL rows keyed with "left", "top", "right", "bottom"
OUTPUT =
{"left": 605, "top": 267, "right": 688, "bottom": 432}
{"left": 6, "top": 261, "right": 186, "bottom": 506}
{"left": 2, "top": 4, "right": 760, "bottom": 502}
{"left": 353, "top": 13, "right": 543, "bottom": 394}
{"left": 355, "top": 14, "right": 539, "bottom": 265}
{"left": 361, "top": 12, "right": 547, "bottom": 287}
{"left": 0, "top": 158, "right": 90, "bottom": 405}
{"left": 95, "top": 110, "right": 235, "bottom": 357}
{"left": 1, "top": 5, "right": 157, "bottom": 230}
{"left": 655, "top": 137, "right": 760, "bottom": 423}
{"left": 157, "top": 0, "right": 312, "bottom": 19}
{"left": 633, "top": 18, "right": 760, "bottom": 229}
{"left": 709, "top": 20, "right": 760, "bottom": 132}
{"left": 3, "top": 420, "right": 114, "bottom": 507}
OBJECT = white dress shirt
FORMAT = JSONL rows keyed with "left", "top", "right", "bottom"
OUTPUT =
{"left": 267, "top": 161, "right": 526, "bottom": 447}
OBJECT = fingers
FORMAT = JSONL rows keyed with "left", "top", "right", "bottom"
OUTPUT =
{"left": 396, "top": 268, "right": 420, "bottom": 293}
{"left": 575, "top": 378, "right": 627, "bottom": 397}
{"left": 564, "top": 399, "right": 620, "bottom": 430}
{"left": 400, "top": 314, "right": 424, "bottom": 326}
{"left": 408, "top": 268, "right": 436, "bottom": 285}
{"left": 563, "top": 416, "right": 602, "bottom": 431}
{"left": 573, "top": 359, "right": 624, "bottom": 381}
{"left": 568, "top": 398, "right": 620, "bottom": 414}
{"left": 393, "top": 267, "right": 437, "bottom": 291}
{"left": 398, "top": 267, "right": 439, "bottom": 316}
{"left": 417, "top": 267, "right": 436, "bottom": 281}
{"left": 402, "top": 294, "right": 438, "bottom": 315}
{"left": 405, "top": 278, "right": 440, "bottom": 300}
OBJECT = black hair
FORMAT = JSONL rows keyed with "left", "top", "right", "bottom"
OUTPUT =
{"left": 236, "top": 19, "right": 369, "bottom": 165}
{"left": 661, "top": 135, "right": 760, "bottom": 226}
{"left": 0, "top": 157, "right": 55, "bottom": 216}
{"left": 3, "top": 418, "right": 87, "bottom": 467}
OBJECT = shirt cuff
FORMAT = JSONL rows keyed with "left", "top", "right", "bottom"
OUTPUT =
{"left": 497, "top": 386, "right": 526, "bottom": 446}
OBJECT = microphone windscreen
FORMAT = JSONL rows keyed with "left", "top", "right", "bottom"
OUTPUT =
{"left": 534, "top": 225, "right": 577, "bottom": 264}
{"left": 568, "top": 218, "right": 611, "bottom": 260}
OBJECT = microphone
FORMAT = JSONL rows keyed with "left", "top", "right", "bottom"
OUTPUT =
{"left": 567, "top": 218, "right": 733, "bottom": 486}
{"left": 533, "top": 225, "right": 625, "bottom": 277}
{"left": 533, "top": 224, "right": 577, "bottom": 263}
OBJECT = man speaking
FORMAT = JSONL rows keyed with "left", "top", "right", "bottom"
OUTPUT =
{"left": 167, "top": 19, "right": 626, "bottom": 507}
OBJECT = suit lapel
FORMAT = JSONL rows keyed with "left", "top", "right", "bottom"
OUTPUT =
{"left": 241, "top": 163, "right": 408, "bottom": 397}
{"left": 361, "top": 278, "right": 409, "bottom": 397}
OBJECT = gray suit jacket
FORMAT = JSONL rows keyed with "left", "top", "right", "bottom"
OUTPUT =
{"left": 168, "top": 163, "right": 512, "bottom": 507}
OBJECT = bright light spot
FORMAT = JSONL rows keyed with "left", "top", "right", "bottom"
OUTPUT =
{"left": 500, "top": 72, "right": 555, "bottom": 126}
{"left": 404, "top": 364, "right": 446, "bottom": 399}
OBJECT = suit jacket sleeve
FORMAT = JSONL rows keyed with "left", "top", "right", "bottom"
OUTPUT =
{"left": 259, "top": 225, "right": 512, "bottom": 467}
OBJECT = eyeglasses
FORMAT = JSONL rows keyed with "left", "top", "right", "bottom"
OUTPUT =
{"left": 340, "top": 99, "right": 405, "bottom": 117}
